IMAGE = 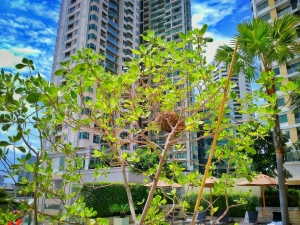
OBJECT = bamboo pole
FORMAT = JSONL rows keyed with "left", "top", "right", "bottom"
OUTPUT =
{"left": 262, "top": 186, "right": 266, "bottom": 218}
{"left": 190, "top": 40, "right": 239, "bottom": 225}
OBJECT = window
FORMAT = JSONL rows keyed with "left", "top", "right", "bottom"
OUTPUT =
{"left": 277, "top": 98, "right": 285, "bottom": 107}
{"left": 278, "top": 6, "right": 291, "bottom": 18}
{"left": 69, "top": 7, "right": 76, "bottom": 13}
{"left": 172, "top": 7, "right": 181, "bottom": 13}
{"left": 120, "top": 132, "right": 128, "bottom": 139}
{"left": 295, "top": 113, "right": 300, "bottom": 123}
{"left": 93, "top": 135, "right": 100, "bottom": 144}
{"left": 273, "top": 67, "right": 280, "bottom": 75}
{"left": 65, "top": 51, "right": 70, "bottom": 58}
{"left": 90, "top": 14, "right": 98, "bottom": 22}
{"left": 87, "top": 43, "right": 96, "bottom": 50}
{"left": 284, "top": 131, "right": 290, "bottom": 140}
{"left": 83, "top": 96, "right": 92, "bottom": 102}
{"left": 82, "top": 108, "right": 91, "bottom": 115}
{"left": 88, "top": 24, "right": 98, "bottom": 31}
{"left": 88, "top": 33, "right": 97, "bottom": 40}
{"left": 260, "top": 13, "right": 270, "bottom": 21}
{"left": 172, "top": 20, "right": 181, "bottom": 26}
{"left": 279, "top": 114, "right": 288, "bottom": 123}
{"left": 257, "top": 1, "right": 268, "bottom": 12}
{"left": 91, "top": 5, "right": 99, "bottom": 12}
{"left": 287, "top": 62, "right": 300, "bottom": 74}
{"left": 59, "top": 156, "right": 65, "bottom": 171}
{"left": 53, "top": 180, "right": 63, "bottom": 190}
{"left": 79, "top": 132, "right": 90, "bottom": 139}
{"left": 91, "top": 0, "right": 99, "bottom": 3}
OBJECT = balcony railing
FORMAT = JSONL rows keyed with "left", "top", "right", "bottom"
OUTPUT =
{"left": 285, "top": 152, "right": 300, "bottom": 162}
{"left": 287, "top": 66, "right": 300, "bottom": 74}
{"left": 106, "top": 45, "right": 118, "bottom": 55}
{"left": 107, "top": 36, "right": 119, "bottom": 47}
{"left": 105, "top": 64, "right": 117, "bottom": 73}
{"left": 106, "top": 54, "right": 117, "bottom": 63}
{"left": 108, "top": 19, "right": 119, "bottom": 30}
{"left": 278, "top": 7, "right": 292, "bottom": 18}
{"left": 108, "top": 27, "right": 119, "bottom": 38}
{"left": 275, "top": 0, "right": 287, "bottom": 5}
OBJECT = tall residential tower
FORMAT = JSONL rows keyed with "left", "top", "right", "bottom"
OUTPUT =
{"left": 139, "top": 0, "right": 198, "bottom": 171}
{"left": 250, "top": 0, "right": 300, "bottom": 186}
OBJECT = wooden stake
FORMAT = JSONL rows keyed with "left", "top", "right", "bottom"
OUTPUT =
{"left": 190, "top": 40, "right": 239, "bottom": 225}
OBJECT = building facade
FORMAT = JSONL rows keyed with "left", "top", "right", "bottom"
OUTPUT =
{"left": 250, "top": 0, "right": 300, "bottom": 186}
{"left": 49, "top": 0, "right": 141, "bottom": 173}
{"left": 197, "top": 62, "right": 252, "bottom": 175}
{"left": 139, "top": 0, "right": 198, "bottom": 171}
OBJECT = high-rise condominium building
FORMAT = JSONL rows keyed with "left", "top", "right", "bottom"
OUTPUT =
{"left": 212, "top": 62, "right": 252, "bottom": 123}
{"left": 139, "top": 0, "right": 198, "bottom": 171}
{"left": 197, "top": 62, "right": 252, "bottom": 175}
{"left": 49, "top": 0, "right": 196, "bottom": 179}
{"left": 250, "top": 0, "right": 300, "bottom": 185}
{"left": 49, "top": 0, "right": 141, "bottom": 172}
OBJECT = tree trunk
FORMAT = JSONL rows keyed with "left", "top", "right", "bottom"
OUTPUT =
{"left": 272, "top": 113, "right": 289, "bottom": 225}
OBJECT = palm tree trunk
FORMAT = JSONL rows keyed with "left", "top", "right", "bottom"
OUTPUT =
{"left": 272, "top": 113, "right": 290, "bottom": 225}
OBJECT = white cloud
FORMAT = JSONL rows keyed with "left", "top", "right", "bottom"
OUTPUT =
{"left": 11, "top": 46, "right": 42, "bottom": 56}
{"left": 0, "top": 50, "right": 22, "bottom": 68}
{"left": 191, "top": 0, "right": 237, "bottom": 29}
{"left": 191, "top": 0, "right": 237, "bottom": 63}
{"left": 203, "top": 32, "right": 231, "bottom": 64}
{"left": 7, "top": 0, "right": 59, "bottom": 22}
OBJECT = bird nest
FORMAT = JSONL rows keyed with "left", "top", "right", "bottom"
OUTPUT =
{"left": 156, "top": 111, "right": 185, "bottom": 133}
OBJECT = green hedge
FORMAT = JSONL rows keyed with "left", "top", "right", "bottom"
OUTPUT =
{"left": 264, "top": 188, "right": 300, "bottom": 207}
{"left": 183, "top": 192, "right": 259, "bottom": 217}
{"left": 81, "top": 182, "right": 148, "bottom": 217}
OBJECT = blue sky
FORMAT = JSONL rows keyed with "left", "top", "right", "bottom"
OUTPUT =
{"left": 0, "top": 0, "right": 252, "bottom": 182}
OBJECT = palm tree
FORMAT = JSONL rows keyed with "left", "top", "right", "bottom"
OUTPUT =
{"left": 215, "top": 14, "right": 300, "bottom": 225}
{"left": 291, "top": 88, "right": 300, "bottom": 115}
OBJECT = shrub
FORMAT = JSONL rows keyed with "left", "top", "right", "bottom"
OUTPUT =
{"left": 81, "top": 182, "right": 148, "bottom": 217}
{"left": 264, "top": 188, "right": 300, "bottom": 207}
{"left": 183, "top": 192, "right": 259, "bottom": 217}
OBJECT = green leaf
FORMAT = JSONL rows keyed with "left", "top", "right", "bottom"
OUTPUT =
{"left": 22, "top": 58, "right": 29, "bottom": 64}
{"left": 26, "top": 93, "right": 40, "bottom": 103}
{"left": 70, "top": 90, "right": 77, "bottom": 99}
{"left": 25, "top": 152, "right": 32, "bottom": 161}
{"left": 26, "top": 164, "right": 33, "bottom": 172}
{"left": 17, "top": 146, "right": 26, "bottom": 153}
{"left": 15, "top": 64, "right": 26, "bottom": 69}
{"left": 2, "top": 124, "right": 11, "bottom": 131}
{"left": 0, "top": 141, "right": 10, "bottom": 147}
{"left": 55, "top": 69, "right": 67, "bottom": 76}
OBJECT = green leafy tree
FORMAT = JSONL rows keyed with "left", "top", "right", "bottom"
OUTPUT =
{"left": 251, "top": 131, "right": 292, "bottom": 178}
{"left": 291, "top": 86, "right": 300, "bottom": 115}
{"left": 215, "top": 14, "right": 300, "bottom": 225}
{"left": 0, "top": 26, "right": 271, "bottom": 225}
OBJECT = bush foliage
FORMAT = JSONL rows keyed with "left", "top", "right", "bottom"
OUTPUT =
{"left": 264, "top": 188, "right": 300, "bottom": 207}
{"left": 81, "top": 182, "right": 148, "bottom": 217}
{"left": 183, "top": 192, "right": 259, "bottom": 217}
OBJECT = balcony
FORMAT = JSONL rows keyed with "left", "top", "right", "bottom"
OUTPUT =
{"left": 107, "top": 36, "right": 119, "bottom": 47}
{"left": 125, "top": 20, "right": 133, "bottom": 25}
{"left": 106, "top": 54, "right": 117, "bottom": 63}
{"left": 109, "top": 3, "right": 118, "bottom": 12}
{"left": 105, "top": 63, "right": 117, "bottom": 73}
{"left": 275, "top": 0, "right": 287, "bottom": 5}
{"left": 125, "top": 35, "right": 133, "bottom": 41}
{"left": 108, "top": 27, "right": 119, "bottom": 38}
{"left": 109, "top": 11, "right": 118, "bottom": 20}
{"left": 108, "top": 19, "right": 119, "bottom": 30}
{"left": 278, "top": 6, "right": 292, "bottom": 18}
{"left": 106, "top": 45, "right": 118, "bottom": 55}
{"left": 285, "top": 151, "right": 300, "bottom": 162}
